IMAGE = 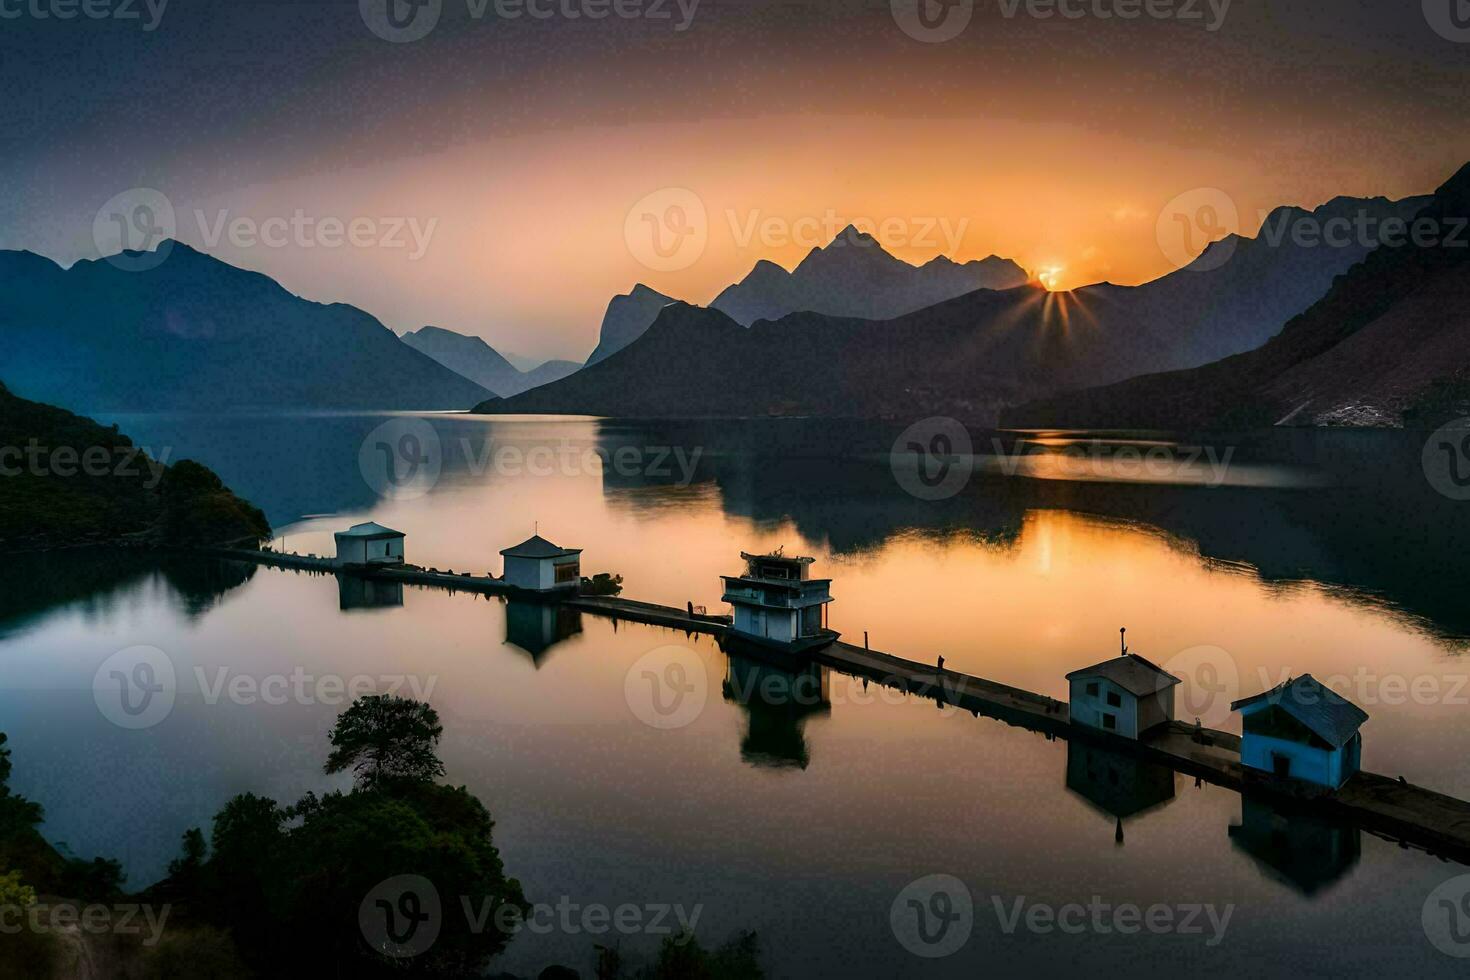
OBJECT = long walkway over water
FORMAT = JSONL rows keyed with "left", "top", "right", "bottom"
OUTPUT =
{"left": 205, "top": 547, "right": 1470, "bottom": 865}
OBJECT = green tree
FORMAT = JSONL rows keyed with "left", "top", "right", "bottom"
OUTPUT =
{"left": 0, "top": 869, "right": 35, "bottom": 909}
{"left": 325, "top": 696, "right": 446, "bottom": 789}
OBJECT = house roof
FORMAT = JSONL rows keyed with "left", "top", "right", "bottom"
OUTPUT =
{"left": 740, "top": 551, "right": 815, "bottom": 565}
{"left": 334, "top": 521, "right": 403, "bottom": 539}
{"left": 1066, "top": 654, "right": 1182, "bottom": 698}
{"left": 500, "top": 534, "right": 582, "bottom": 559}
{"left": 1230, "top": 674, "right": 1368, "bottom": 748}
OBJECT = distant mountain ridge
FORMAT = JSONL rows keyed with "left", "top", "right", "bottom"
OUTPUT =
{"left": 0, "top": 241, "right": 491, "bottom": 412}
{"left": 475, "top": 193, "right": 1429, "bottom": 421}
{"left": 401, "top": 325, "right": 581, "bottom": 397}
{"left": 710, "top": 225, "right": 1032, "bottom": 326}
{"left": 1002, "top": 163, "right": 1470, "bottom": 429}
{"left": 585, "top": 284, "right": 678, "bottom": 365}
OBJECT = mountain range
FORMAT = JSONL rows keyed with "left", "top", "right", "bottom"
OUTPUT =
{"left": 710, "top": 224, "right": 1031, "bottom": 326}
{"left": 0, "top": 242, "right": 491, "bottom": 412}
{"left": 1003, "top": 163, "right": 1470, "bottom": 429}
{"left": 401, "top": 325, "right": 581, "bottom": 397}
{"left": 585, "top": 284, "right": 678, "bottom": 365}
{"left": 474, "top": 193, "right": 1430, "bottom": 422}
{"left": 583, "top": 229, "right": 1030, "bottom": 365}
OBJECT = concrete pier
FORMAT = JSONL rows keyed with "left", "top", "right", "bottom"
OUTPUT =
{"left": 202, "top": 546, "right": 1470, "bottom": 865}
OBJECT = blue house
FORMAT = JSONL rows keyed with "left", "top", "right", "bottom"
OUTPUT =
{"left": 1230, "top": 675, "right": 1367, "bottom": 789}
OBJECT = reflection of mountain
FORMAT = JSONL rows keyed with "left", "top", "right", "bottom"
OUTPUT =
{"left": 504, "top": 599, "right": 583, "bottom": 665}
{"left": 1229, "top": 794, "right": 1360, "bottom": 897}
{"left": 591, "top": 420, "right": 1470, "bottom": 642}
{"left": 0, "top": 549, "right": 256, "bottom": 638}
{"left": 721, "top": 655, "right": 830, "bottom": 769}
{"left": 1065, "top": 741, "right": 1177, "bottom": 844}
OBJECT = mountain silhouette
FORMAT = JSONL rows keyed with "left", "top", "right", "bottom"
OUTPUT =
{"left": 1004, "top": 163, "right": 1470, "bottom": 429}
{"left": 710, "top": 224, "right": 1031, "bottom": 326}
{"left": 585, "top": 283, "right": 678, "bottom": 365}
{"left": 474, "top": 195, "right": 1427, "bottom": 421}
{"left": 0, "top": 241, "right": 491, "bottom": 412}
{"left": 401, "top": 325, "right": 581, "bottom": 397}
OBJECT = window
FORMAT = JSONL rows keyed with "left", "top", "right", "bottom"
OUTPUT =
{"left": 1106, "top": 691, "right": 1121, "bottom": 708}
{"left": 554, "top": 561, "right": 580, "bottom": 584}
{"left": 1086, "top": 682, "right": 1098, "bottom": 697}
{"left": 1102, "top": 713, "right": 1117, "bottom": 731}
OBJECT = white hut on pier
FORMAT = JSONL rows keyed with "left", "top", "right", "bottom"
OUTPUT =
{"left": 333, "top": 522, "right": 405, "bottom": 567}
{"left": 500, "top": 535, "right": 582, "bottom": 592}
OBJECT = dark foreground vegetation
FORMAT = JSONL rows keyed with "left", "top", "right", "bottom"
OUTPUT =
{"left": 0, "top": 699, "right": 763, "bottom": 979}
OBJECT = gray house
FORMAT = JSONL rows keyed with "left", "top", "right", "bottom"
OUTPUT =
{"left": 1066, "top": 653, "right": 1181, "bottom": 739}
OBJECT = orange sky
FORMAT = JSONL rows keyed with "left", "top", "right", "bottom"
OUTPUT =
{"left": 8, "top": 1, "right": 1468, "bottom": 362}
{"left": 186, "top": 112, "right": 1459, "bottom": 362}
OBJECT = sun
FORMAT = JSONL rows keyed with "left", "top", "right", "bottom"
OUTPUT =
{"left": 1037, "top": 266, "right": 1065, "bottom": 291}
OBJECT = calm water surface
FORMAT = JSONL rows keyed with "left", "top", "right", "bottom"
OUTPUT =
{"left": 3, "top": 414, "right": 1468, "bottom": 977}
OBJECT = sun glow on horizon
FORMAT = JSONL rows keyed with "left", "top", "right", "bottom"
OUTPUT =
{"left": 1037, "top": 267, "right": 1065, "bottom": 291}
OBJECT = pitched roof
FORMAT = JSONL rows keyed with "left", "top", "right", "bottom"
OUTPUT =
{"left": 334, "top": 521, "right": 403, "bottom": 539}
{"left": 1230, "top": 674, "right": 1368, "bottom": 748}
{"left": 1066, "top": 654, "right": 1182, "bottom": 698}
{"left": 500, "top": 534, "right": 582, "bottom": 559}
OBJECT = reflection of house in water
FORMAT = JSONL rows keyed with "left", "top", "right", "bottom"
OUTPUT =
{"left": 721, "top": 655, "right": 830, "bottom": 770}
{"left": 336, "top": 575, "right": 404, "bottom": 611}
{"left": 1229, "top": 795, "right": 1361, "bottom": 897}
{"left": 1065, "top": 741, "right": 1177, "bottom": 844}
{"left": 504, "top": 599, "right": 583, "bottom": 665}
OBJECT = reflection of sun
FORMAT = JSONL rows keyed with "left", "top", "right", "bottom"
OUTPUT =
{"left": 1038, "top": 266, "right": 1064, "bottom": 290}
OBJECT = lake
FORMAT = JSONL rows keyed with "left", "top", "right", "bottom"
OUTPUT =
{"left": 3, "top": 413, "right": 1468, "bottom": 976}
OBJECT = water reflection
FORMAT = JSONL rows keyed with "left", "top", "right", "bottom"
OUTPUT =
{"left": 1229, "top": 794, "right": 1362, "bottom": 897}
{"left": 1065, "top": 742, "right": 1178, "bottom": 846}
{"left": 504, "top": 599, "right": 584, "bottom": 664}
{"left": 0, "top": 549, "right": 256, "bottom": 637}
{"left": 336, "top": 575, "right": 404, "bottom": 611}
{"left": 720, "top": 656, "right": 831, "bottom": 769}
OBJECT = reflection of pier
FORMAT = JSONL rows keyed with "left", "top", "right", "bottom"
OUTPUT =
{"left": 721, "top": 656, "right": 831, "bottom": 769}
{"left": 201, "top": 545, "right": 1470, "bottom": 866}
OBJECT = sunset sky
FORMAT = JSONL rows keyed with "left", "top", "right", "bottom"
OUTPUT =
{"left": 3, "top": 0, "right": 1467, "bottom": 361}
